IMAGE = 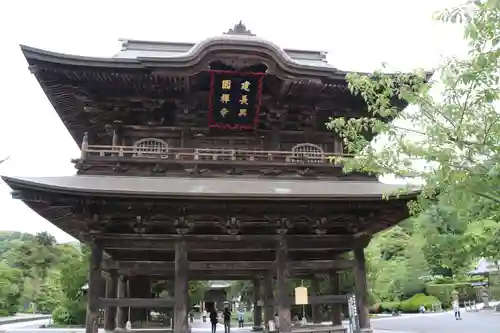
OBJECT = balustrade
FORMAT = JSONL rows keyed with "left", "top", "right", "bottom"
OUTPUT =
{"left": 81, "top": 145, "right": 349, "bottom": 166}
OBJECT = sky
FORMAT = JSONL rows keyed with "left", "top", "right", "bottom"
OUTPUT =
{"left": 0, "top": 0, "right": 468, "bottom": 242}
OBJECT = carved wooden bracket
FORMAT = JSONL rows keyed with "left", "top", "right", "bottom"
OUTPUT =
{"left": 87, "top": 214, "right": 105, "bottom": 233}
{"left": 132, "top": 216, "right": 147, "bottom": 234}
{"left": 313, "top": 217, "right": 328, "bottom": 235}
{"left": 226, "top": 167, "right": 243, "bottom": 175}
{"left": 296, "top": 168, "right": 317, "bottom": 177}
{"left": 274, "top": 217, "right": 293, "bottom": 235}
{"left": 260, "top": 168, "right": 282, "bottom": 176}
{"left": 174, "top": 216, "right": 193, "bottom": 235}
{"left": 184, "top": 165, "right": 209, "bottom": 176}
{"left": 113, "top": 163, "right": 127, "bottom": 173}
{"left": 221, "top": 217, "right": 241, "bottom": 235}
{"left": 151, "top": 164, "right": 166, "bottom": 174}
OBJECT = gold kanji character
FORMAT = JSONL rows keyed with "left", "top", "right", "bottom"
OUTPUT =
{"left": 220, "top": 94, "right": 231, "bottom": 103}
{"left": 221, "top": 80, "right": 232, "bottom": 90}
{"left": 241, "top": 80, "right": 251, "bottom": 91}
{"left": 239, "top": 95, "right": 248, "bottom": 105}
{"left": 238, "top": 109, "right": 248, "bottom": 117}
{"left": 220, "top": 108, "right": 229, "bottom": 117}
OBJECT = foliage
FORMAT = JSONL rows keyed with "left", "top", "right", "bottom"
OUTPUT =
{"left": 425, "top": 283, "right": 477, "bottom": 307}
{"left": 366, "top": 226, "right": 429, "bottom": 301}
{"left": 34, "top": 282, "right": 62, "bottom": 314}
{"left": 189, "top": 281, "right": 209, "bottom": 304}
{"left": 463, "top": 217, "right": 500, "bottom": 268}
{"left": 399, "top": 294, "right": 441, "bottom": 313}
{"left": 324, "top": 0, "right": 500, "bottom": 307}
{"left": 327, "top": 0, "right": 500, "bottom": 218}
{"left": 0, "top": 262, "right": 22, "bottom": 316}
{"left": 415, "top": 205, "right": 471, "bottom": 276}
{"left": 52, "top": 300, "right": 86, "bottom": 326}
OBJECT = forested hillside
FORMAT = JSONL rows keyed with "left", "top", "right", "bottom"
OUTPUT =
{"left": 0, "top": 230, "right": 208, "bottom": 325}
{"left": 0, "top": 230, "right": 87, "bottom": 321}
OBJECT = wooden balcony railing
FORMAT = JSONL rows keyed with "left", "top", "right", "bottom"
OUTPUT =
{"left": 80, "top": 145, "right": 348, "bottom": 166}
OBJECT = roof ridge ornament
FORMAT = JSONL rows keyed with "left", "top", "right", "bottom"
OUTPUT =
{"left": 225, "top": 21, "right": 256, "bottom": 36}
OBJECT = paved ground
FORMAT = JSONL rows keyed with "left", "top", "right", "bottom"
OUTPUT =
{"left": 0, "top": 318, "right": 51, "bottom": 332}
{"left": 0, "top": 314, "right": 50, "bottom": 324}
{"left": 1, "top": 309, "right": 499, "bottom": 333}
{"left": 371, "top": 309, "right": 500, "bottom": 333}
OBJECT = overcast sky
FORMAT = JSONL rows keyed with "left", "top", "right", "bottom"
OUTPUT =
{"left": 0, "top": 0, "right": 468, "bottom": 242}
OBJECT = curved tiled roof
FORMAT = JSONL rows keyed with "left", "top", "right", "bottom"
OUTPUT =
{"left": 20, "top": 22, "right": 348, "bottom": 80}
{"left": 2, "top": 175, "right": 420, "bottom": 199}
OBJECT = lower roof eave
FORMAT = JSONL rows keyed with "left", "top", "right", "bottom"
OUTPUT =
{"left": 1, "top": 175, "right": 421, "bottom": 201}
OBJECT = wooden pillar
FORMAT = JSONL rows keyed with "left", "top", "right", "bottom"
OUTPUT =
{"left": 174, "top": 240, "right": 189, "bottom": 333}
{"left": 253, "top": 277, "right": 263, "bottom": 331}
{"left": 329, "top": 272, "right": 342, "bottom": 326}
{"left": 310, "top": 276, "right": 321, "bottom": 324}
{"left": 263, "top": 273, "right": 274, "bottom": 332}
{"left": 115, "top": 276, "right": 127, "bottom": 329}
{"left": 276, "top": 238, "right": 291, "bottom": 333}
{"left": 104, "top": 270, "right": 118, "bottom": 331}
{"left": 85, "top": 242, "right": 103, "bottom": 333}
{"left": 354, "top": 247, "right": 371, "bottom": 332}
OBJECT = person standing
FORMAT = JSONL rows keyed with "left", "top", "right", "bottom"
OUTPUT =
{"left": 210, "top": 308, "right": 218, "bottom": 333}
{"left": 452, "top": 299, "right": 461, "bottom": 320}
{"left": 223, "top": 307, "right": 231, "bottom": 333}
{"left": 237, "top": 309, "right": 245, "bottom": 328}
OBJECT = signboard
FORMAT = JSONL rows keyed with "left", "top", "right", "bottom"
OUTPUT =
{"left": 295, "top": 286, "right": 309, "bottom": 305}
{"left": 347, "top": 294, "right": 360, "bottom": 333}
{"left": 208, "top": 70, "right": 264, "bottom": 129}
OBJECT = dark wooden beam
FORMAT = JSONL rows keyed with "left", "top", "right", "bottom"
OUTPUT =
{"left": 99, "top": 298, "right": 174, "bottom": 308}
{"left": 96, "top": 234, "right": 358, "bottom": 251}
{"left": 107, "top": 249, "right": 344, "bottom": 262}
{"left": 103, "top": 259, "right": 353, "bottom": 272}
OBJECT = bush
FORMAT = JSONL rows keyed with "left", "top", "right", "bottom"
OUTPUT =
{"left": 52, "top": 300, "right": 86, "bottom": 326}
{"left": 432, "top": 276, "right": 454, "bottom": 284}
{"left": 378, "top": 301, "right": 401, "bottom": 313}
{"left": 425, "top": 283, "right": 477, "bottom": 308}
{"left": 399, "top": 293, "right": 440, "bottom": 313}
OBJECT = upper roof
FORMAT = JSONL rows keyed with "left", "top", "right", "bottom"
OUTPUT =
{"left": 2, "top": 174, "right": 419, "bottom": 200}
{"left": 21, "top": 22, "right": 343, "bottom": 79}
{"left": 114, "top": 21, "right": 334, "bottom": 70}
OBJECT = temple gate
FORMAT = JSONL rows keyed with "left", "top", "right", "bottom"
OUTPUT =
{"left": 4, "top": 22, "right": 418, "bottom": 333}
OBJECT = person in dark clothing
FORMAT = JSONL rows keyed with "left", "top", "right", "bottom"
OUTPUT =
{"left": 210, "top": 309, "right": 218, "bottom": 333}
{"left": 223, "top": 307, "right": 231, "bottom": 333}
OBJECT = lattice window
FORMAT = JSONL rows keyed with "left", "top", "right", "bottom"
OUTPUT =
{"left": 291, "top": 143, "right": 324, "bottom": 163}
{"left": 133, "top": 138, "right": 168, "bottom": 157}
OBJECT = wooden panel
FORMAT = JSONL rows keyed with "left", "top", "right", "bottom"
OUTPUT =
{"left": 193, "top": 135, "right": 263, "bottom": 150}
{"left": 99, "top": 298, "right": 174, "bottom": 308}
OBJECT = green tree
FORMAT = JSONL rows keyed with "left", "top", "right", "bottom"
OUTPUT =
{"left": 327, "top": 0, "right": 500, "bottom": 216}
{"left": 464, "top": 217, "right": 500, "bottom": 268}
{"left": 229, "top": 280, "right": 253, "bottom": 305}
{"left": 416, "top": 205, "right": 471, "bottom": 276}
{"left": 189, "top": 281, "right": 209, "bottom": 304}
{"left": 0, "top": 262, "right": 22, "bottom": 315}
{"left": 51, "top": 245, "right": 88, "bottom": 325}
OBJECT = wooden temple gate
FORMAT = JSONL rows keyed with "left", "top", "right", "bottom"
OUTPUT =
{"left": 3, "top": 22, "right": 418, "bottom": 333}
{"left": 89, "top": 235, "right": 371, "bottom": 333}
